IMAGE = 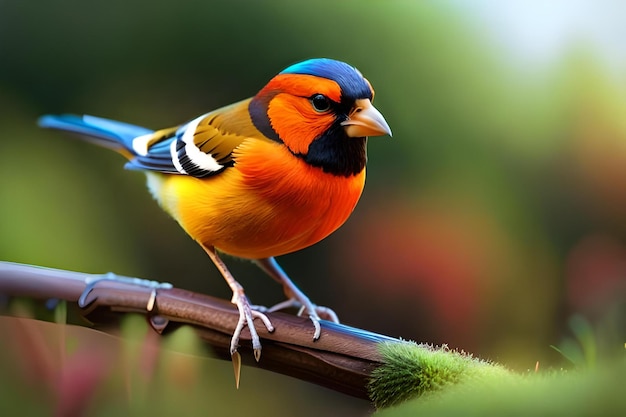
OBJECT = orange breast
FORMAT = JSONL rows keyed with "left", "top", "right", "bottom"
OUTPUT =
{"left": 156, "top": 139, "right": 366, "bottom": 259}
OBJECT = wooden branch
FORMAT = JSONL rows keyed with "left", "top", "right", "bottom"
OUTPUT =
{"left": 0, "top": 261, "right": 398, "bottom": 400}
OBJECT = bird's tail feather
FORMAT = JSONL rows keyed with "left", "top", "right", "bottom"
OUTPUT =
{"left": 38, "top": 114, "right": 153, "bottom": 159}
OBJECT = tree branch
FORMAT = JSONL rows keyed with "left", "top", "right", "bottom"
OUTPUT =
{"left": 0, "top": 261, "right": 397, "bottom": 399}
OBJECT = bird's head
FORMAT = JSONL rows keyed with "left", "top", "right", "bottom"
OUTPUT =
{"left": 249, "top": 58, "right": 391, "bottom": 176}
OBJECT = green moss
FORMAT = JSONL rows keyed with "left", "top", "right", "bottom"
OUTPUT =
{"left": 370, "top": 341, "right": 626, "bottom": 416}
{"left": 368, "top": 341, "right": 513, "bottom": 408}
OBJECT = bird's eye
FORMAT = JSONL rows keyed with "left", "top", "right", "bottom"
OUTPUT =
{"left": 310, "top": 94, "right": 331, "bottom": 112}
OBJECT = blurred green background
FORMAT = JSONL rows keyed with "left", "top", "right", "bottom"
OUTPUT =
{"left": 1, "top": 0, "right": 625, "bottom": 415}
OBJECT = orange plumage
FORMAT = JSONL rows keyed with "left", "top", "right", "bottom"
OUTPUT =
{"left": 159, "top": 139, "right": 365, "bottom": 259}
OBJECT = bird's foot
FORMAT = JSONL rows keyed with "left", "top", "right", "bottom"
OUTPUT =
{"left": 79, "top": 272, "right": 173, "bottom": 311}
{"left": 253, "top": 258, "right": 339, "bottom": 342}
{"left": 266, "top": 297, "right": 339, "bottom": 341}
{"left": 229, "top": 289, "right": 274, "bottom": 362}
{"left": 229, "top": 289, "right": 274, "bottom": 389}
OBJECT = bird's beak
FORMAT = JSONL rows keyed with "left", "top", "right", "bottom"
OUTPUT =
{"left": 341, "top": 99, "right": 392, "bottom": 138}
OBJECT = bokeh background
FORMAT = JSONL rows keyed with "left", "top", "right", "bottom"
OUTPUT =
{"left": 1, "top": 0, "right": 625, "bottom": 415}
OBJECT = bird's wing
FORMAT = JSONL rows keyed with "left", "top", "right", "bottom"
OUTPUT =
{"left": 127, "top": 100, "right": 255, "bottom": 178}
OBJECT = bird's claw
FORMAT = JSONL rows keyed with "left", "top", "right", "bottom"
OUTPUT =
{"left": 79, "top": 272, "right": 173, "bottom": 311}
{"left": 305, "top": 310, "right": 322, "bottom": 341}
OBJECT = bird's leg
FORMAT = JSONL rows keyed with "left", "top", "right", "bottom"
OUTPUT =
{"left": 254, "top": 257, "right": 339, "bottom": 341}
{"left": 201, "top": 245, "right": 274, "bottom": 362}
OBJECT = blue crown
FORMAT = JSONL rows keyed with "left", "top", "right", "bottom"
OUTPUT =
{"left": 281, "top": 58, "right": 372, "bottom": 101}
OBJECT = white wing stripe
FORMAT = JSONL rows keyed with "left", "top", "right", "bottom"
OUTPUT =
{"left": 184, "top": 141, "right": 222, "bottom": 172}
{"left": 170, "top": 139, "right": 187, "bottom": 174}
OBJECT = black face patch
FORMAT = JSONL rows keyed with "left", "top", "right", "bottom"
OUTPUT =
{"left": 301, "top": 124, "right": 367, "bottom": 177}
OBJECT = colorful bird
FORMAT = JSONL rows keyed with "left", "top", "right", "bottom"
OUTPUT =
{"left": 39, "top": 58, "right": 392, "bottom": 365}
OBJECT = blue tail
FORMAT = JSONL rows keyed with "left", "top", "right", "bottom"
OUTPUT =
{"left": 38, "top": 114, "right": 153, "bottom": 156}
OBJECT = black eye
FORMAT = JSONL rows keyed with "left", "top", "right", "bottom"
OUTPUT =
{"left": 311, "top": 94, "right": 331, "bottom": 112}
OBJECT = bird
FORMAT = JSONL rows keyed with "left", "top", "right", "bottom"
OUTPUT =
{"left": 38, "top": 58, "right": 392, "bottom": 367}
